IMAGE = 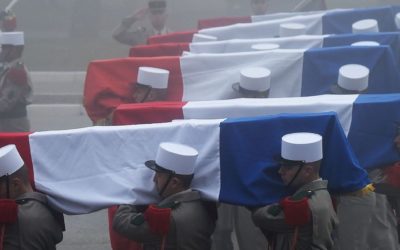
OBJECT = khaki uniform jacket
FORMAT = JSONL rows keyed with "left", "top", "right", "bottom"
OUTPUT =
{"left": 113, "top": 189, "right": 216, "bottom": 250}
{"left": 3, "top": 192, "right": 64, "bottom": 250}
{"left": 112, "top": 17, "right": 172, "bottom": 46}
{"left": 252, "top": 180, "right": 338, "bottom": 250}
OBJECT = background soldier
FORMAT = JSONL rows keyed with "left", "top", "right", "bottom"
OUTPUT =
{"left": 112, "top": 0, "right": 172, "bottom": 46}
{"left": 0, "top": 32, "right": 32, "bottom": 132}
{"left": 0, "top": 144, "right": 64, "bottom": 249}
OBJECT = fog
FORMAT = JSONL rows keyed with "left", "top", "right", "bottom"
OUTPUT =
{"left": 4, "top": 0, "right": 397, "bottom": 71}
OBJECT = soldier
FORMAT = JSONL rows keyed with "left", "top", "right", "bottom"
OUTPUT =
{"left": 113, "top": 142, "right": 217, "bottom": 249}
{"left": 232, "top": 66, "right": 271, "bottom": 98}
{"left": 132, "top": 67, "right": 169, "bottom": 103}
{"left": 250, "top": 0, "right": 268, "bottom": 16}
{"left": 112, "top": 0, "right": 172, "bottom": 46}
{"left": 215, "top": 66, "right": 272, "bottom": 250}
{"left": 0, "top": 144, "right": 64, "bottom": 249}
{"left": 0, "top": 32, "right": 32, "bottom": 132}
{"left": 330, "top": 64, "right": 400, "bottom": 249}
{"left": 94, "top": 66, "right": 169, "bottom": 126}
{"left": 252, "top": 132, "right": 338, "bottom": 249}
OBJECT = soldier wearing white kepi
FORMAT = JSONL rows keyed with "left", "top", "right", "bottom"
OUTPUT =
{"left": 232, "top": 66, "right": 272, "bottom": 98}
{"left": 330, "top": 65, "right": 399, "bottom": 249}
{"left": 113, "top": 142, "right": 217, "bottom": 250}
{"left": 0, "top": 144, "right": 64, "bottom": 249}
{"left": 94, "top": 66, "right": 169, "bottom": 126}
{"left": 252, "top": 133, "right": 338, "bottom": 250}
{"left": 0, "top": 32, "right": 32, "bottom": 132}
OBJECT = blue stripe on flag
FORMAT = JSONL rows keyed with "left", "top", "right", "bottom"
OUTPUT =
{"left": 349, "top": 94, "right": 400, "bottom": 170}
{"left": 301, "top": 46, "right": 400, "bottom": 96}
{"left": 323, "top": 32, "right": 400, "bottom": 66}
{"left": 322, "top": 6, "right": 397, "bottom": 34}
{"left": 219, "top": 112, "right": 368, "bottom": 206}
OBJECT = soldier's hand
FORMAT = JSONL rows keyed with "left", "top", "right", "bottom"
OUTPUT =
{"left": 132, "top": 7, "right": 149, "bottom": 22}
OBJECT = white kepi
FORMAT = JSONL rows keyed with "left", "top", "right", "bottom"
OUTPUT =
{"left": 251, "top": 43, "right": 280, "bottom": 51}
{"left": 396, "top": 13, "right": 400, "bottom": 29}
{"left": 351, "top": 41, "right": 380, "bottom": 47}
{"left": 145, "top": 142, "right": 198, "bottom": 175}
{"left": 352, "top": 19, "right": 379, "bottom": 33}
{"left": 1, "top": 32, "right": 24, "bottom": 46}
{"left": 192, "top": 33, "right": 218, "bottom": 43}
{"left": 281, "top": 133, "right": 323, "bottom": 163}
{"left": 338, "top": 64, "right": 369, "bottom": 92}
{"left": 0, "top": 144, "right": 24, "bottom": 177}
{"left": 239, "top": 67, "right": 271, "bottom": 92}
{"left": 279, "top": 23, "right": 307, "bottom": 37}
{"left": 137, "top": 66, "right": 169, "bottom": 89}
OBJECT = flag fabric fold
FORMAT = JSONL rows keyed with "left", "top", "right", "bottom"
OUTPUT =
{"left": 199, "top": 6, "right": 398, "bottom": 41}
{"left": 113, "top": 94, "right": 400, "bottom": 171}
{"left": 181, "top": 46, "right": 400, "bottom": 100}
{"left": 84, "top": 46, "right": 399, "bottom": 121}
{"left": 26, "top": 111, "right": 368, "bottom": 214}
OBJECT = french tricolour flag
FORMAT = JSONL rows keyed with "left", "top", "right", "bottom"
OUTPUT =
{"left": 188, "top": 32, "right": 400, "bottom": 60}
{"left": 84, "top": 45, "right": 400, "bottom": 121}
{"left": 199, "top": 6, "right": 400, "bottom": 40}
{"left": 24, "top": 111, "right": 367, "bottom": 215}
{"left": 6, "top": 93, "right": 399, "bottom": 214}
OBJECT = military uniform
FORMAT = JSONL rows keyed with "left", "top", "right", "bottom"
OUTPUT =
{"left": 113, "top": 189, "right": 216, "bottom": 250}
{"left": 112, "top": 17, "right": 172, "bottom": 46}
{"left": 252, "top": 179, "right": 338, "bottom": 250}
{"left": 2, "top": 192, "right": 64, "bottom": 250}
{"left": 0, "top": 59, "right": 32, "bottom": 132}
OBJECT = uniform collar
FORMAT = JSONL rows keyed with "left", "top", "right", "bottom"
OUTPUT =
{"left": 159, "top": 189, "right": 201, "bottom": 206}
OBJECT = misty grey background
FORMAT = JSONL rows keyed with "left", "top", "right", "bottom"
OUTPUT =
{"left": 1, "top": 0, "right": 397, "bottom": 249}
{"left": 0, "top": 0, "right": 396, "bottom": 71}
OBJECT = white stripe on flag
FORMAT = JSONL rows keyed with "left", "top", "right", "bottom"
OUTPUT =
{"left": 30, "top": 120, "right": 222, "bottom": 214}
{"left": 183, "top": 95, "right": 358, "bottom": 135}
{"left": 181, "top": 49, "right": 305, "bottom": 101}
{"left": 199, "top": 13, "right": 324, "bottom": 40}
{"left": 189, "top": 35, "right": 326, "bottom": 54}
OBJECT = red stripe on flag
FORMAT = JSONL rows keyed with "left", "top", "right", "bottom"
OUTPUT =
{"left": 129, "top": 43, "right": 190, "bottom": 57}
{"left": 113, "top": 101, "right": 186, "bottom": 125}
{"left": 147, "top": 30, "right": 197, "bottom": 44}
{"left": 197, "top": 16, "right": 252, "bottom": 29}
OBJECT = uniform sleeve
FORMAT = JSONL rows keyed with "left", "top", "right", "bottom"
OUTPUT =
{"left": 18, "top": 204, "right": 63, "bottom": 250}
{"left": 252, "top": 204, "right": 295, "bottom": 233}
{"left": 0, "top": 66, "right": 31, "bottom": 112}
{"left": 112, "top": 17, "right": 148, "bottom": 46}
{"left": 112, "top": 204, "right": 161, "bottom": 242}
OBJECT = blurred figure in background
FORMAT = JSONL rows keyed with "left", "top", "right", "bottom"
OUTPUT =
{"left": 293, "top": 0, "right": 327, "bottom": 12}
{"left": 113, "top": 0, "right": 172, "bottom": 46}
{"left": 0, "top": 10, "right": 17, "bottom": 32}
{"left": 250, "top": 0, "right": 269, "bottom": 16}
{"left": 0, "top": 32, "right": 32, "bottom": 132}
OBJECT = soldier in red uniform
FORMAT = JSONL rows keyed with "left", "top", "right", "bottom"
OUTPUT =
{"left": 0, "top": 32, "right": 32, "bottom": 132}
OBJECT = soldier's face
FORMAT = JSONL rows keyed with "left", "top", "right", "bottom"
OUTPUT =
{"left": 251, "top": 0, "right": 268, "bottom": 15}
{"left": 133, "top": 84, "right": 152, "bottom": 103}
{"left": 150, "top": 10, "right": 167, "bottom": 30}
{"left": 278, "top": 164, "right": 309, "bottom": 187}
